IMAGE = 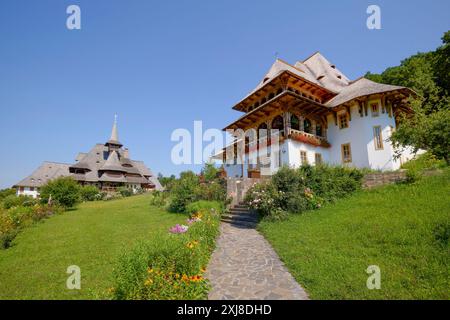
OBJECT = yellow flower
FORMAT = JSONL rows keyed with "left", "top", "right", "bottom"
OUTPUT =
{"left": 144, "top": 278, "right": 153, "bottom": 286}
{"left": 147, "top": 268, "right": 154, "bottom": 274}
{"left": 200, "top": 267, "right": 206, "bottom": 273}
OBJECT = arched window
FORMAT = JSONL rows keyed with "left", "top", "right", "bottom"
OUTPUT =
{"left": 257, "top": 122, "right": 268, "bottom": 142}
{"left": 290, "top": 114, "right": 300, "bottom": 131}
{"left": 316, "top": 123, "right": 322, "bottom": 137}
{"left": 268, "top": 92, "right": 275, "bottom": 100}
{"left": 272, "top": 115, "right": 284, "bottom": 134}
{"left": 261, "top": 97, "right": 267, "bottom": 104}
{"left": 304, "top": 118, "right": 312, "bottom": 133}
{"left": 276, "top": 88, "right": 283, "bottom": 95}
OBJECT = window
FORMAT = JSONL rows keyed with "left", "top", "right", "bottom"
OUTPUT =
{"left": 341, "top": 143, "right": 352, "bottom": 163}
{"left": 315, "top": 153, "right": 323, "bottom": 165}
{"left": 257, "top": 122, "right": 268, "bottom": 142}
{"left": 30, "top": 187, "right": 34, "bottom": 191}
{"left": 290, "top": 114, "right": 300, "bottom": 131}
{"left": 338, "top": 114, "right": 349, "bottom": 129}
{"left": 304, "top": 118, "right": 312, "bottom": 133}
{"left": 371, "top": 103, "right": 379, "bottom": 117}
{"left": 271, "top": 115, "right": 284, "bottom": 134}
{"left": 373, "top": 126, "right": 384, "bottom": 150}
{"left": 300, "top": 151, "right": 308, "bottom": 165}
{"left": 316, "top": 123, "right": 322, "bottom": 137}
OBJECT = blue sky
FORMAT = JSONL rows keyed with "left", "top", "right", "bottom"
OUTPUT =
{"left": 0, "top": 0, "right": 448, "bottom": 188}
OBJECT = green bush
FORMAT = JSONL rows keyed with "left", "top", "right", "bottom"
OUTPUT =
{"left": 2, "top": 195, "right": 36, "bottom": 209}
{"left": 0, "top": 188, "right": 16, "bottom": 202}
{"left": 111, "top": 206, "right": 221, "bottom": 300}
{"left": 80, "top": 185, "right": 101, "bottom": 201}
{"left": 402, "top": 153, "right": 446, "bottom": 170}
{"left": 185, "top": 200, "right": 224, "bottom": 216}
{"left": 169, "top": 171, "right": 200, "bottom": 213}
{"left": 149, "top": 191, "right": 168, "bottom": 208}
{"left": 245, "top": 165, "right": 363, "bottom": 219}
{"left": 0, "top": 204, "right": 62, "bottom": 249}
{"left": 40, "top": 177, "right": 81, "bottom": 209}
{"left": 117, "top": 187, "right": 133, "bottom": 198}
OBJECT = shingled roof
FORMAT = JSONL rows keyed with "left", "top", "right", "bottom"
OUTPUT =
{"left": 324, "top": 77, "right": 408, "bottom": 108}
{"left": 232, "top": 51, "right": 414, "bottom": 113}
{"left": 13, "top": 162, "right": 71, "bottom": 188}
{"left": 14, "top": 118, "right": 163, "bottom": 190}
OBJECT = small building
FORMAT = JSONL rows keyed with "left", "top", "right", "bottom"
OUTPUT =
{"left": 216, "top": 52, "right": 418, "bottom": 181}
{"left": 14, "top": 117, "right": 162, "bottom": 198}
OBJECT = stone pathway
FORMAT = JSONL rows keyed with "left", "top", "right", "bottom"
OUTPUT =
{"left": 205, "top": 208, "right": 309, "bottom": 300}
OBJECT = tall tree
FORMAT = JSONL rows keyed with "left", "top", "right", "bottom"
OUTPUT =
{"left": 366, "top": 31, "right": 450, "bottom": 163}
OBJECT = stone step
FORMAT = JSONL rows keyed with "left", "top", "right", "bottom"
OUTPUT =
{"left": 233, "top": 205, "right": 248, "bottom": 209}
{"left": 221, "top": 217, "right": 258, "bottom": 228}
{"left": 221, "top": 214, "right": 258, "bottom": 223}
{"left": 229, "top": 209, "right": 250, "bottom": 214}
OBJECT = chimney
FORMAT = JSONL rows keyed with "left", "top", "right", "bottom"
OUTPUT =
{"left": 123, "top": 148, "right": 130, "bottom": 159}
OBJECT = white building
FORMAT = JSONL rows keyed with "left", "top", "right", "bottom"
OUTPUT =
{"left": 217, "top": 52, "right": 416, "bottom": 179}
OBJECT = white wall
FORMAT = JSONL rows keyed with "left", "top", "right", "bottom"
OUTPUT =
{"left": 16, "top": 187, "right": 39, "bottom": 199}
{"left": 326, "top": 100, "right": 401, "bottom": 171}
{"left": 286, "top": 140, "right": 330, "bottom": 168}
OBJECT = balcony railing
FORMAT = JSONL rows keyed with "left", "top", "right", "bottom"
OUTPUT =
{"left": 287, "top": 128, "right": 331, "bottom": 148}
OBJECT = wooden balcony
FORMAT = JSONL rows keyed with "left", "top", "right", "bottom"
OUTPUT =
{"left": 287, "top": 128, "right": 331, "bottom": 148}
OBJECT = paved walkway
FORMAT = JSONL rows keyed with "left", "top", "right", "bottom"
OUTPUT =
{"left": 205, "top": 222, "right": 309, "bottom": 300}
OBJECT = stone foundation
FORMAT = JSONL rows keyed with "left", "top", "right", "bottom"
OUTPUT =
{"left": 362, "top": 171, "right": 407, "bottom": 189}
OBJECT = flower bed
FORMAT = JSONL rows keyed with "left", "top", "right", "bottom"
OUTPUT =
{"left": 245, "top": 165, "right": 363, "bottom": 220}
{"left": 0, "top": 203, "right": 62, "bottom": 249}
{"left": 111, "top": 204, "right": 222, "bottom": 300}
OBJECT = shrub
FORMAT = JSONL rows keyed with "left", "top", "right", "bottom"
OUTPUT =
{"left": 117, "top": 187, "right": 133, "bottom": 198}
{"left": 169, "top": 171, "right": 200, "bottom": 213}
{"left": 0, "top": 188, "right": 16, "bottom": 202}
{"left": 185, "top": 200, "right": 224, "bottom": 216}
{"left": 402, "top": 152, "right": 447, "bottom": 172}
{"left": 2, "top": 195, "right": 36, "bottom": 209}
{"left": 245, "top": 165, "right": 363, "bottom": 219}
{"left": 80, "top": 185, "right": 101, "bottom": 201}
{"left": 244, "top": 182, "right": 284, "bottom": 218}
{"left": 149, "top": 191, "right": 168, "bottom": 207}
{"left": 0, "top": 204, "right": 62, "bottom": 249}
{"left": 104, "top": 193, "right": 123, "bottom": 201}
{"left": 111, "top": 206, "right": 220, "bottom": 300}
{"left": 40, "top": 177, "right": 81, "bottom": 209}
{"left": 197, "top": 181, "right": 227, "bottom": 203}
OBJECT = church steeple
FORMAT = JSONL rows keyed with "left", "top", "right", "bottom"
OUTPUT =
{"left": 106, "top": 115, "right": 123, "bottom": 148}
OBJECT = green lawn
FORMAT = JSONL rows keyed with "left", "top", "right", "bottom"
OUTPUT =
{"left": 0, "top": 194, "right": 184, "bottom": 299}
{"left": 259, "top": 169, "right": 450, "bottom": 300}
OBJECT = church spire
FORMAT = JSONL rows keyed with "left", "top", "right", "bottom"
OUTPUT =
{"left": 110, "top": 114, "right": 119, "bottom": 142}
{"left": 106, "top": 115, "right": 122, "bottom": 147}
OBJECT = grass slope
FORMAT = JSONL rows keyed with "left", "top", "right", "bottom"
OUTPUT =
{"left": 0, "top": 194, "right": 184, "bottom": 299}
{"left": 259, "top": 169, "right": 450, "bottom": 299}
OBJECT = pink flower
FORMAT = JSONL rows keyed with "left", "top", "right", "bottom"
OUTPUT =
{"left": 169, "top": 224, "right": 189, "bottom": 234}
